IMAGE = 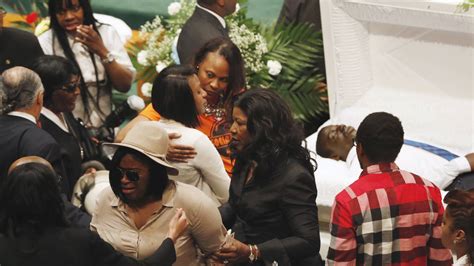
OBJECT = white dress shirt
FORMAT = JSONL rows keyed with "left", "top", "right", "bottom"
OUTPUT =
{"left": 196, "top": 3, "right": 226, "bottom": 28}
{"left": 40, "top": 107, "right": 69, "bottom": 133}
{"left": 8, "top": 111, "right": 36, "bottom": 124}
{"left": 346, "top": 145, "right": 471, "bottom": 189}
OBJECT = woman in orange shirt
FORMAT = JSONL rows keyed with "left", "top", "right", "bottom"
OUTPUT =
{"left": 117, "top": 38, "right": 246, "bottom": 175}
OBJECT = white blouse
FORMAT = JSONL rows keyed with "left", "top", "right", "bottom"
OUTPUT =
{"left": 38, "top": 23, "right": 135, "bottom": 127}
{"left": 157, "top": 119, "right": 230, "bottom": 206}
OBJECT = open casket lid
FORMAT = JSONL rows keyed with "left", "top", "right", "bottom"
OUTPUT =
{"left": 320, "top": 0, "right": 474, "bottom": 155}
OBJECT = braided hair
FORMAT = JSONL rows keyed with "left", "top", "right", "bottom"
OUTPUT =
{"left": 47, "top": 0, "right": 107, "bottom": 123}
{"left": 444, "top": 189, "right": 474, "bottom": 263}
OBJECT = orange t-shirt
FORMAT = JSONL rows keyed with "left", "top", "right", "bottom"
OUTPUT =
{"left": 140, "top": 104, "right": 233, "bottom": 175}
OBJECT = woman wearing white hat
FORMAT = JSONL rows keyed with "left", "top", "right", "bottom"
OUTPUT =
{"left": 90, "top": 121, "right": 226, "bottom": 266}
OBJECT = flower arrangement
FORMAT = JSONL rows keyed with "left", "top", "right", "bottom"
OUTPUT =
{"left": 129, "top": 0, "right": 328, "bottom": 122}
{"left": 131, "top": 0, "right": 270, "bottom": 88}
{"left": 2, "top": 0, "right": 48, "bottom": 32}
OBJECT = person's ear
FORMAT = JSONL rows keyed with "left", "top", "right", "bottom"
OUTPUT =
{"left": 215, "top": 0, "right": 225, "bottom": 7}
{"left": 37, "top": 91, "right": 44, "bottom": 106}
{"left": 454, "top": 229, "right": 466, "bottom": 243}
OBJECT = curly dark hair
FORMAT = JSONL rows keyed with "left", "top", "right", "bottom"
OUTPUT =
{"left": 444, "top": 189, "right": 474, "bottom": 264}
{"left": 0, "top": 163, "right": 68, "bottom": 238}
{"left": 48, "top": 0, "right": 106, "bottom": 121}
{"left": 231, "top": 88, "right": 315, "bottom": 179}
{"left": 355, "top": 112, "right": 404, "bottom": 163}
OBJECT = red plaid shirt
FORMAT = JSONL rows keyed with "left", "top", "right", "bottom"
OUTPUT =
{"left": 327, "top": 163, "right": 452, "bottom": 265}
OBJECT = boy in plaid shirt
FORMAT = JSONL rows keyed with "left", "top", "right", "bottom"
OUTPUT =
{"left": 327, "top": 112, "right": 452, "bottom": 265}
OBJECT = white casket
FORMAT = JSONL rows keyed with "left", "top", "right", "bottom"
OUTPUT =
{"left": 311, "top": 0, "right": 474, "bottom": 256}
{"left": 309, "top": 0, "right": 474, "bottom": 233}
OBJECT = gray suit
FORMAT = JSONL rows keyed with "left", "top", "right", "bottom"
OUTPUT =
{"left": 177, "top": 7, "right": 228, "bottom": 64}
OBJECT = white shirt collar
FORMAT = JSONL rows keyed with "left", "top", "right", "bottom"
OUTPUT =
{"left": 346, "top": 146, "right": 357, "bottom": 169}
{"left": 454, "top": 254, "right": 469, "bottom": 265}
{"left": 41, "top": 107, "right": 70, "bottom": 133}
{"left": 8, "top": 111, "right": 37, "bottom": 124}
{"left": 196, "top": 3, "right": 226, "bottom": 28}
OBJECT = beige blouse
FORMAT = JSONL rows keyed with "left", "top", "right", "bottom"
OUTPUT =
{"left": 90, "top": 181, "right": 226, "bottom": 265}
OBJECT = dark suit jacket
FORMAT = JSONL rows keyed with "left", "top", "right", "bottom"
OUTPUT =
{"left": 40, "top": 113, "right": 83, "bottom": 198}
{"left": 277, "top": 0, "right": 321, "bottom": 30}
{"left": 220, "top": 158, "right": 323, "bottom": 266}
{"left": 177, "top": 7, "right": 228, "bottom": 64}
{"left": 0, "top": 115, "right": 91, "bottom": 227}
{"left": 0, "top": 115, "right": 63, "bottom": 178}
{"left": 0, "top": 227, "right": 176, "bottom": 266}
{"left": 0, "top": 27, "right": 44, "bottom": 73}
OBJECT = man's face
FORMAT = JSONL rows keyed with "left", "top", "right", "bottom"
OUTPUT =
{"left": 319, "top": 124, "right": 356, "bottom": 160}
{"left": 223, "top": 0, "right": 237, "bottom": 16}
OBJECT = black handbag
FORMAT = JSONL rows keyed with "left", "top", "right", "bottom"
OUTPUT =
{"left": 64, "top": 112, "right": 102, "bottom": 162}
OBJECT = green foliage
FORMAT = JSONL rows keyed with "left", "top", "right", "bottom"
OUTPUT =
{"left": 260, "top": 22, "right": 328, "bottom": 122}
{"left": 1, "top": 0, "right": 48, "bottom": 16}
{"left": 458, "top": 0, "right": 474, "bottom": 12}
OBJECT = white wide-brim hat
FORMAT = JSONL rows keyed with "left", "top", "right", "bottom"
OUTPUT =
{"left": 103, "top": 121, "right": 178, "bottom": 176}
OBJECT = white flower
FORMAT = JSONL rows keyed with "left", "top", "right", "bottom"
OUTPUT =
{"left": 168, "top": 2, "right": 182, "bottom": 16}
{"left": 156, "top": 61, "right": 167, "bottom": 73}
{"left": 141, "top": 82, "right": 153, "bottom": 98}
{"left": 267, "top": 60, "right": 282, "bottom": 76}
{"left": 137, "top": 50, "right": 150, "bottom": 66}
{"left": 234, "top": 3, "right": 240, "bottom": 13}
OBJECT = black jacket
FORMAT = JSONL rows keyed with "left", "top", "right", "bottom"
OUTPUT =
{"left": 0, "top": 115, "right": 91, "bottom": 227}
{"left": 220, "top": 158, "right": 323, "bottom": 265}
{"left": 0, "top": 227, "right": 176, "bottom": 266}
{"left": 0, "top": 27, "right": 44, "bottom": 73}
{"left": 39, "top": 113, "right": 83, "bottom": 199}
{"left": 177, "top": 7, "right": 228, "bottom": 64}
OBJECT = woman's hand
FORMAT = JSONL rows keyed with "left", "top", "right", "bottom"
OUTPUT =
{"left": 214, "top": 238, "right": 251, "bottom": 264}
{"left": 167, "top": 208, "right": 188, "bottom": 243}
{"left": 166, "top": 133, "right": 197, "bottom": 163}
{"left": 75, "top": 24, "right": 108, "bottom": 59}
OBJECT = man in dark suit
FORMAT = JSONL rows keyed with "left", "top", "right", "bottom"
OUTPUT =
{"left": 0, "top": 66, "right": 90, "bottom": 226}
{"left": 277, "top": 0, "right": 321, "bottom": 30}
{"left": 0, "top": 7, "right": 44, "bottom": 73}
{"left": 177, "top": 0, "right": 237, "bottom": 64}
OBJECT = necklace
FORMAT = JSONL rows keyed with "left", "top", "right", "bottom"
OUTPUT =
{"left": 204, "top": 95, "right": 225, "bottom": 121}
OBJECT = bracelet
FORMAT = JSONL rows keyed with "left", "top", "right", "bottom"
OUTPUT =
{"left": 248, "top": 244, "right": 255, "bottom": 262}
{"left": 253, "top": 244, "right": 259, "bottom": 261}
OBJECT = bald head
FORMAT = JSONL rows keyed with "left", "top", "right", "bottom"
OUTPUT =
{"left": 1, "top": 66, "right": 44, "bottom": 115}
{"left": 316, "top": 124, "right": 356, "bottom": 161}
{"left": 8, "top": 156, "right": 53, "bottom": 175}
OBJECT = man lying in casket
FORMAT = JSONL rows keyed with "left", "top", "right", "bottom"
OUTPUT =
{"left": 316, "top": 124, "right": 474, "bottom": 190}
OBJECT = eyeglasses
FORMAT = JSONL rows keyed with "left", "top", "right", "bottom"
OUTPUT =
{"left": 57, "top": 5, "right": 82, "bottom": 16}
{"left": 58, "top": 79, "right": 80, "bottom": 93}
{"left": 116, "top": 168, "right": 140, "bottom": 182}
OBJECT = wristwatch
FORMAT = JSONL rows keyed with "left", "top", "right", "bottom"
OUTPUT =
{"left": 101, "top": 52, "right": 115, "bottom": 64}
